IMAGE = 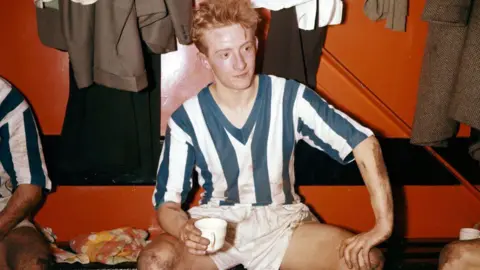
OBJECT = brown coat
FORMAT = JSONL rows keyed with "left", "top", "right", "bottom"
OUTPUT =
{"left": 411, "top": 0, "right": 480, "bottom": 146}
{"left": 36, "top": 0, "right": 192, "bottom": 92}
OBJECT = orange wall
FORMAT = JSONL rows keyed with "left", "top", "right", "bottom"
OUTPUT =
{"left": 0, "top": 0, "right": 68, "bottom": 135}
{"left": 1, "top": 0, "right": 478, "bottom": 242}
{"left": 36, "top": 186, "right": 480, "bottom": 242}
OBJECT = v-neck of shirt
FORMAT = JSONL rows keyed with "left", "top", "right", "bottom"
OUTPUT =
{"left": 202, "top": 75, "right": 265, "bottom": 145}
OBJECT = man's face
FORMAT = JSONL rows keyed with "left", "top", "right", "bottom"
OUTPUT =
{"left": 199, "top": 24, "right": 257, "bottom": 91}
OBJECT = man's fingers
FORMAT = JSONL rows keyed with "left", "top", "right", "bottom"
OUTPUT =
{"left": 343, "top": 240, "right": 354, "bottom": 269}
{"left": 187, "top": 247, "right": 206, "bottom": 255}
{"left": 357, "top": 250, "right": 367, "bottom": 270}
{"left": 185, "top": 239, "right": 207, "bottom": 251}
{"left": 346, "top": 239, "right": 363, "bottom": 270}
{"left": 187, "top": 233, "right": 210, "bottom": 246}
{"left": 362, "top": 246, "right": 371, "bottom": 270}
{"left": 185, "top": 223, "right": 202, "bottom": 236}
{"left": 339, "top": 236, "right": 355, "bottom": 259}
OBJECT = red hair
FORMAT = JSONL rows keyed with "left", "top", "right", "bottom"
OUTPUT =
{"left": 192, "top": 0, "right": 260, "bottom": 54}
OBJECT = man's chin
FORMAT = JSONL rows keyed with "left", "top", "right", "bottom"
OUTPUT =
{"left": 230, "top": 76, "right": 255, "bottom": 90}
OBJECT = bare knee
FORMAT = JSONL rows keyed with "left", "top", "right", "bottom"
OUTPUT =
{"left": 369, "top": 248, "right": 384, "bottom": 269}
{"left": 13, "top": 257, "right": 51, "bottom": 270}
{"left": 138, "top": 242, "right": 178, "bottom": 270}
{"left": 439, "top": 241, "right": 469, "bottom": 270}
{"left": 5, "top": 229, "right": 51, "bottom": 270}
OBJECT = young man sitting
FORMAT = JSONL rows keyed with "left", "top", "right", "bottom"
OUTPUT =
{"left": 0, "top": 77, "right": 52, "bottom": 270}
{"left": 139, "top": 0, "right": 393, "bottom": 269}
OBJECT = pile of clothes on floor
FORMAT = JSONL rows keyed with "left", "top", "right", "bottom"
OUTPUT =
{"left": 43, "top": 227, "right": 149, "bottom": 265}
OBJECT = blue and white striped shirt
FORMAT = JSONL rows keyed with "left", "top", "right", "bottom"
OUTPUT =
{"left": 154, "top": 75, "right": 373, "bottom": 208}
{"left": 0, "top": 77, "right": 52, "bottom": 203}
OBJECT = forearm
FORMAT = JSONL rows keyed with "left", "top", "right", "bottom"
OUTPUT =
{"left": 353, "top": 136, "right": 393, "bottom": 232}
{"left": 157, "top": 202, "right": 190, "bottom": 239}
{"left": 0, "top": 184, "right": 43, "bottom": 235}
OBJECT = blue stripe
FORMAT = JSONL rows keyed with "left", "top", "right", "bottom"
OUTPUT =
{"left": 155, "top": 127, "right": 171, "bottom": 208}
{"left": 251, "top": 76, "right": 272, "bottom": 204}
{"left": 281, "top": 79, "right": 298, "bottom": 204}
{"left": 302, "top": 89, "right": 369, "bottom": 149}
{"left": 297, "top": 118, "right": 344, "bottom": 163}
{"left": 181, "top": 144, "right": 195, "bottom": 203}
{"left": 172, "top": 105, "right": 214, "bottom": 204}
{"left": 198, "top": 91, "right": 240, "bottom": 204}
{"left": 0, "top": 124, "right": 17, "bottom": 188}
{"left": 0, "top": 86, "right": 24, "bottom": 121}
{"left": 23, "top": 108, "right": 46, "bottom": 187}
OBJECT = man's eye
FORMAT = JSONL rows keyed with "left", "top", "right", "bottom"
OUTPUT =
{"left": 222, "top": 53, "right": 229, "bottom": 58}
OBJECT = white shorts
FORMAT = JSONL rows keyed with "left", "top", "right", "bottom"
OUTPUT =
{"left": 188, "top": 203, "right": 318, "bottom": 270}
{"left": 0, "top": 197, "right": 36, "bottom": 230}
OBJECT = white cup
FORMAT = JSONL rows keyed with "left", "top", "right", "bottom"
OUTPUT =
{"left": 194, "top": 218, "right": 227, "bottom": 253}
{"left": 459, "top": 228, "right": 480, "bottom": 240}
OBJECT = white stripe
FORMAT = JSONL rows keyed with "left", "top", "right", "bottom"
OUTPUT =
{"left": 267, "top": 77, "right": 286, "bottom": 204}
{"left": 163, "top": 133, "right": 190, "bottom": 203}
{"left": 0, "top": 78, "right": 12, "bottom": 105}
{"left": 228, "top": 131, "right": 256, "bottom": 204}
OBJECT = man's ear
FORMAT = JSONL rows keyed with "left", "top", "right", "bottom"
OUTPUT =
{"left": 197, "top": 52, "right": 212, "bottom": 71}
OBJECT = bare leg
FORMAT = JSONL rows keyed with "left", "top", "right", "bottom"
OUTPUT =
{"left": 281, "top": 223, "right": 384, "bottom": 270}
{"left": 137, "top": 234, "right": 219, "bottom": 270}
{"left": 439, "top": 239, "right": 480, "bottom": 270}
{"left": 3, "top": 226, "right": 51, "bottom": 270}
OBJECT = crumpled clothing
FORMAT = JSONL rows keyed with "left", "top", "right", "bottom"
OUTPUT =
{"left": 42, "top": 227, "right": 149, "bottom": 265}
{"left": 42, "top": 227, "right": 90, "bottom": 264}
{"left": 70, "top": 227, "right": 149, "bottom": 264}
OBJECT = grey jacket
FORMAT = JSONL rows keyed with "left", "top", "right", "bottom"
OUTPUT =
{"left": 411, "top": 0, "right": 480, "bottom": 146}
{"left": 36, "top": 0, "right": 192, "bottom": 92}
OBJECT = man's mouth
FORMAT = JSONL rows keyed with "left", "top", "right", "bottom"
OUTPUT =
{"left": 234, "top": 73, "right": 248, "bottom": 78}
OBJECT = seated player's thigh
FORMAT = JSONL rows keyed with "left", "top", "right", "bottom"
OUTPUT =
{"left": 281, "top": 223, "right": 382, "bottom": 270}
{"left": 138, "top": 234, "right": 218, "bottom": 270}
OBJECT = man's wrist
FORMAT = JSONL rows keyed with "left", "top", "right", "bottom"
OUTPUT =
{"left": 374, "top": 218, "right": 393, "bottom": 234}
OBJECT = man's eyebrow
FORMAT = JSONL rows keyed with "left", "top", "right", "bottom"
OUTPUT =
{"left": 214, "top": 41, "right": 253, "bottom": 54}
{"left": 214, "top": 48, "right": 231, "bottom": 54}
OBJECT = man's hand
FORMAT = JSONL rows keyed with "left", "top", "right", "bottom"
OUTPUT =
{"left": 339, "top": 224, "right": 391, "bottom": 269}
{"left": 179, "top": 218, "right": 210, "bottom": 255}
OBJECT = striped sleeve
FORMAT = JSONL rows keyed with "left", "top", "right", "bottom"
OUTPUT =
{"left": 294, "top": 85, "right": 374, "bottom": 164}
{"left": 0, "top": 84, "right": 52, "bottom": 191}
{"left": 153, "top": 106, "right": 195, "bottom": 209}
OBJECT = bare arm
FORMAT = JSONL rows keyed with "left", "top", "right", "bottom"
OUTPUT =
{"left": 353, "top": 136, "right": 393, "bottom": 234}
{"left": 0, "top": 184, "right": 43, "bottom": 239}
{"left": 157, "top": 202, "right": 189, "bottom": 239}
{"left": 340, "top": 136, "right": 393, "bottom": 269}
{"left": 157, "top": 202, "right": 209, "bottom": 255}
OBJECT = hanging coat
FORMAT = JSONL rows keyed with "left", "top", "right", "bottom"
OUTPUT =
{"left": 411, "top": 0, "right": 480, "bottom": 147}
